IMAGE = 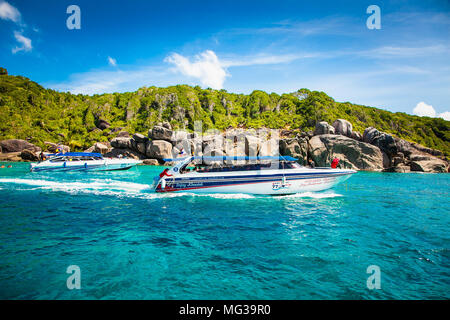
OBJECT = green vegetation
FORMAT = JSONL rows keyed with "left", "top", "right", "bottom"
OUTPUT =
{"left": 0, "top": 70, "right": 449, "bottom": 154}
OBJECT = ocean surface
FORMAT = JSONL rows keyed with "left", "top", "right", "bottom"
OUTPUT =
{"left": 0, "top": 162, "right": 448, "bottom": 299}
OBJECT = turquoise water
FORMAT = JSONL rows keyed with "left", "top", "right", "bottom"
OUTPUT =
{"left": 0, "top": 162, "right": 448, "bottom": 299}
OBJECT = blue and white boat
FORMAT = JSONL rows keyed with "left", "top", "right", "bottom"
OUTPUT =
{"left": 154, "top": 156, "right": 356, "bottom": 195}
{"left": 30, "top": 152, "right": 142, "bottom": 172}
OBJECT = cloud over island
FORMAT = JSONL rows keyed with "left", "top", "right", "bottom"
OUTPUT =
{"left": 49, "top": 49, "right": 311, "bottom": 93}
{"left": 0, "top": 1, "right": 33, "bottom": 54}
{"left": 413, "top": 102, "right": 450, "bottom": 121}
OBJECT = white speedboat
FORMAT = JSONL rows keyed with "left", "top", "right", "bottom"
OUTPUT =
{"left": 30, "top": 152, "right": 142, "bottom": 172}
{"left": 154, "top": 156, "right": 356, "bottom": 195}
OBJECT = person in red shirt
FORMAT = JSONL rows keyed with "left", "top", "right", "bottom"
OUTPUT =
{"left": 331, "top": 158, "right": 340, "bottom": 168}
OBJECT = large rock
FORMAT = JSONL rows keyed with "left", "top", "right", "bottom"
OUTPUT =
{"left": 202, "top": 134, "right": 223, "bottom": 149}
{"left": 104, "top": 148, "right": 142, "bottom": 160}
{"left": 116, "top": 131, "right": 130, "bottom": 138}
{"left": 259, "top": 138, "right": 279, "bottom": 156}
{"left": 132, "top": 133, "right": 148, "bottom": 143}
{"left": 394, "top": 165, "right": 411, "bottom": 173}
{"left": 350, "top": 131, "right": 362, "bottom": 141}
{"left": 382, "top": 152, "right": 391, "bottom": 168}
{"left": 150, "top": 126, "right": 173, "bottom": 141}
{"left": 224, "top": 140, "right": 246, "bottom": 157}
{"left": 136, "top": 142, "right": 147, "bottom": 155}
{"left": 0, "top": 152, "right": 22, "bottom": 161}
{"left": 332, "top": 119, "right": 353, "bottom": 137}
{"left": 93, "top": 142, "right": 110, "bottom": 154}
{"left": 383, "top": 165, "right": 411, "bottom": 173}
{"left": 162, "top": 121, "right": 172, "bottom": 130}
{"left": 202, "top": 134, "right": 225, "bottom": 158}
{"left": 410, "top": 157, "right": 448, "bottom": 173}
{"left": 308, "top": 134, "right": 384, "bottom": 170}
{"left": 410, "top": 143, "right": 444, "bottom": 158}
{"left": 129, "top": 138, "right": 137, "bottom": 151}
{"left": 44, "top": 141, "right": 70, "bottom": 153}
{"left": 207, "top": 149, "right": 224, "bottom": 157}
{"left": 0, "top": 139, "right": 41, "bottom": 153}
{"left": 146, "top": 140, "right": 173, "bottom": 159}
{"left": 110, "top": 137, "right": 132, "bottom": 149}
{"left": 142, "top": 159, "right": 159, "bottom": 165}
{"left": 280, "top": 138, "right": 308, "bottom": 165}
{"left": 190, "top": 138, "right": 203, "bottom": 156}
{"left": 314, "top": 121, "right": 335, "bottom": 135}
{"left": 172, "top": 138, "right": 199, "bottom": 157}
{"left": 394, "top": 137, "right": 447, "bottom": 172}
{"left": 20, "top": 149, "right": 39, "bottom": 161}
{"left": 245, "top": 135, "right": 260, "bottom": 157}
{"left": 97, "top": 119, "right": 110, "bottom": 130}
{"left": 392, "top": 153, "right": 405, "bottom": 166}
{"left": 363, "top": 127, "right": 397, "bottom": 157}
{"left": 171, "top": 130, "right": 189, "bottom": 142}
{"left": 395, "top": 137, "right": 444, "bottom": 158}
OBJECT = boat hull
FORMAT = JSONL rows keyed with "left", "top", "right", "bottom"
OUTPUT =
{"left": 30, "top": 159, "right": 142, "bottom": 172}
{"left": 155, "top": 169, "right": 355, "bottom": 195}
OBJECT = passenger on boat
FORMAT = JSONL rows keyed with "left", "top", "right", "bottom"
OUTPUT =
{"left": 308, "top": 159, "right": 315, "bottom": 168}
{"left": 331, "top": 158, "right": 340, "bottom": 169}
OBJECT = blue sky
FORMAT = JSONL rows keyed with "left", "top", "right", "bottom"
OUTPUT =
{"left": 0, "top": 0, "right": 449, "bottom": 119}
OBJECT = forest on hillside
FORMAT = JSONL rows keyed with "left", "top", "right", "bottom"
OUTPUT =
{"left": 0, "top": 69, "right": 449, "bottom": 154}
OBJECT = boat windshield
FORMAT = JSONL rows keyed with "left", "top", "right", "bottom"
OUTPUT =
{"left": 49, "top": 156, "right": 102, "bottom": 162}
{"left": 179, "top": 160, "right": 301, "bottom": 173}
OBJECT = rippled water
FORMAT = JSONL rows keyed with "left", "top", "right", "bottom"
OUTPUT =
{"left": 0, "top": 162, "right": 448, "bottom": 299}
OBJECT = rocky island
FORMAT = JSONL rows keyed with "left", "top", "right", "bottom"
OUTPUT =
{"left": 0, "top": 68, "right": 448, "bottom": 173}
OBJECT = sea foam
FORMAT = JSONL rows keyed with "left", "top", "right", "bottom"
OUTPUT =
{"left": 0, "top": 178, "right": 341, "bottom": 200}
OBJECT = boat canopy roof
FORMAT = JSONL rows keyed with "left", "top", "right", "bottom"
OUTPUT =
{"left": 163, "top": 155, "right": 298, "bottom": 162}
{"left": 49, "top": 152, "right": 103, "bottom": 157}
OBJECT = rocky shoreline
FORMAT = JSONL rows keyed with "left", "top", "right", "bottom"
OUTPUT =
{"left": 0, "top": 119, "right": 448, "bottom": 173}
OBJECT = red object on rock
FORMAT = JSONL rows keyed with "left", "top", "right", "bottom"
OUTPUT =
{"left": 331, "top": 158, "right": 340, "bottom": 168}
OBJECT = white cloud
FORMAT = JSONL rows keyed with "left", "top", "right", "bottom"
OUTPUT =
{"left": 438, "top": 111, "right": 450, "bottom": 121}
{"left": 165, "top": 50, "right": 228, "bottom": 89}
{"left": 12, "top": 31, "right": 32, "bottom": 53}
{"left": 413, "top": 101, "right": 450, "bottom": 121}
{"left": 0, "top": 1, "right": 20, "bottom": 23}
{"left": 0, "top": 1, "right": 34, "bottom": 54}
{"left": 413, "top": 101, "right": 436, "bottom": 117}
{"left": 50, "top": 50, "right": 315, "bottom": 94}
{"left": 164, "top": 50, "right": 318, "bottom": 89}
{"left": 108, "top": 56, "right": 117, "bottom": 67}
